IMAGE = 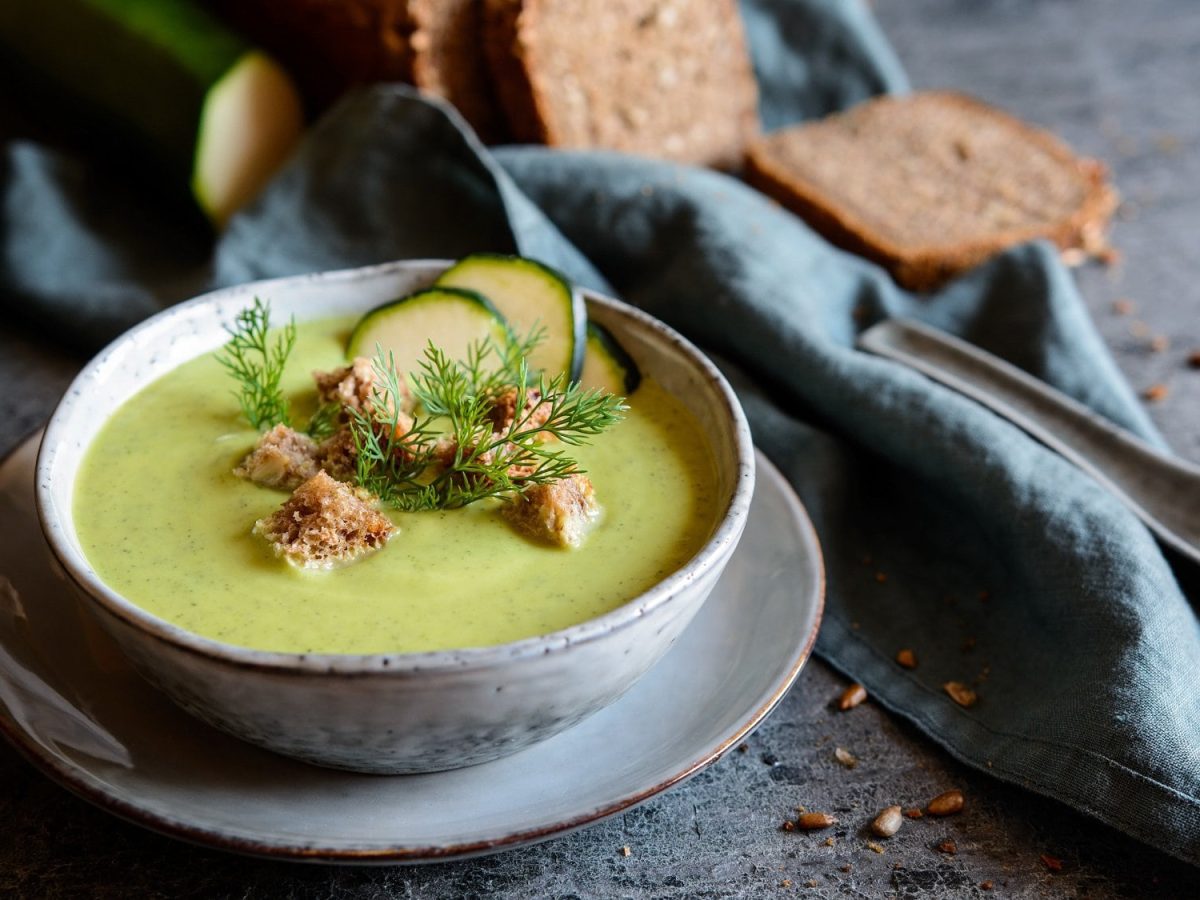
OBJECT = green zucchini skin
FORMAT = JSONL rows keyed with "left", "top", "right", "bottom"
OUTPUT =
{"left": 580, "top": 321, "right": 642, "bottom": 396}
{"left": 0, "top": 0, "right": 302, "bottom": 225}
{"left": 346, "top": 287, "right": 512, "bottom": 375}
{"left": 0, "top": 0, "right": 245, "bottom": 169}
{"left": 435, "top": 253, "right": 587, "bottom": 382}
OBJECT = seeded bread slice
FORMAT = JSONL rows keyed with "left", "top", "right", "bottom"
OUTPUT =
{"left": 484, "top": 0, "right": 759, "bottom": 169}
{"left": 208, "top": 0, "right": 505, "bottom": 141}
{"left": 745, "top": 92, "right": 1118, "bottom": 291}
{"left": 409, "top": 0, "right": 506, "bottom": 142}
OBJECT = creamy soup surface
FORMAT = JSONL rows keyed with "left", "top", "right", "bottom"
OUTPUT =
{"left": 74, "top": 316, "right": 719, "bottom": 654}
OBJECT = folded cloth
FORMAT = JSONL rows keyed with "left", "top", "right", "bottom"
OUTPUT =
{"left": 3, "top": 0, "right": 1198, "bottom": 867}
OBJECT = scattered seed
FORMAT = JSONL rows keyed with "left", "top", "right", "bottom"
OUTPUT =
{"left": 866, "top": 841, "right": 885, "bottom": 854}
{"left": 823, "top": 836, "right": 836, "bottom": 847}
{"left": 805, "top": 880, "right": 818, "bottom": 888}
{"left": 904, "top": 808, "right": 924, "bottom": 819}
{"left": 797, "top": 812, "right": 838, "bottom": 831}
{"left": 1112, "top": 298, "right": 1135, "bottom": 316}
{"left": 840, "top": 865, "right": 852, "bottom": 873}
{"left": 896, "top": 649, "right": 917, "bottom": 669}
{"left": 838, "top": 684, "right": 868, "bottom": 711}
{"left": 980, "top": 880, "right": 994, "bottom": 891}
{"left": 870, "top": 805, "right": 904, "bottom": 838}
{"left": 737, "top": 743, "right": 748, "bottom": 754}
{"left": 1150, "top": 335, "right": 1170, "bottom": 353}
{"left": 781, "top": 820, "right": 796, "bottom": 832}
{"left": 1130, "top": 320, "right": 1151, "bottom": 338}
{"left": 850, "top": 621, "right": 861, "bottom": 631}
{"left": 834, "top": 747, "right": 858, "bottom": 769}
{"left": 936, "top": 838, "right": 958, "bottom": 855}
{"left": 780, "top": 879, "right": 793, "bottom": 888}
{"left": 620, "top": 845, "right": 631, "bottom": 857}
{"left": 927, "top": 790, "right": 965, "bottom": 817}
{"left": 1041, "top": 853, "right": 1064, "bottom": 872}
{"left": 961, "top": 636, "right": 977, "bottom": 653}
{"left": 874, "top": 572, "right": 888, "bottom": 583}
{"left": 1187, "top": 350, "right": 1200, "bottom": 369}
{"left": 762, "top": 753, "right": 779, "bottom": 766}
{"left": 1142, "top": 383, "right": 1169, "bottom": 403}
{"left": 944, "top": 681, "right": 978, "bottom": 708}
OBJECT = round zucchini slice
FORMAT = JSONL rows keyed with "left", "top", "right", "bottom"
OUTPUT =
{"left": 578, "top": 321, "right": 641, "bottom": 396}
{"left": 434, "top": 253, "right": 586, "bottom": 381}
{"left": 346, "top": 287, "right": 510, "bottom": 378}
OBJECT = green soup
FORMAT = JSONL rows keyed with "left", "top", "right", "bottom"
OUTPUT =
{"left": 74, "top": 317, "right": 719, "bottom": 654}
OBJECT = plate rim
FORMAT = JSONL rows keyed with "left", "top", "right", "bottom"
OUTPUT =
{"left": 0, "top": 432, "right": 825, "bottom": 864}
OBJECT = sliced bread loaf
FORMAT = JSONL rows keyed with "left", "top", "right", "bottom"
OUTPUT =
{"left": 208, "top": 0, "right": 505, "bottom": 141}
{"left": 484, "top": 0, "right": 759, "bottom": 168}
{"left": 745, "top": 92, "right": 1118, "bottom": 290}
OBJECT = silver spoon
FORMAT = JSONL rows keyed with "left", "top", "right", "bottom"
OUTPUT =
{"left": 858, "top": 318, "right": 1200, "bottom": 566}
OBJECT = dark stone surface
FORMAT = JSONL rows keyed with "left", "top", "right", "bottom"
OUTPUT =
{"left": 2, "top": 0, "right": 1199, "bottom": 896}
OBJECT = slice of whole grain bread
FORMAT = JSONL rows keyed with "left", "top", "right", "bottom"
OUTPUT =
{"left": 208, "top": 0, "right": 505, "bottom": 141}
{"left": 745, "top": 92, "right": 1118, "bottom": 291}
{"left": 484, "top": 0, "right": 759, "bottom": 169}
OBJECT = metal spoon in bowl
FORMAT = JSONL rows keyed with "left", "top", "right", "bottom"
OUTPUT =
{"left": 858, "top": 318, "right": 1200, "bottom": 566}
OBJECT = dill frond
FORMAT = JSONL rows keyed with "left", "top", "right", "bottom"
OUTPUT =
{"left": 216, "top": 297, "right": 295, "bottom": 430}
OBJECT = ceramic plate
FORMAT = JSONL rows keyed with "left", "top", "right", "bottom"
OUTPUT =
{"left": 0, "top": 433, "right": 823, "bottom": 864}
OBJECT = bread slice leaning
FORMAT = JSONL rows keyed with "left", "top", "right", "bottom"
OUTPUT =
{"left": 484, "top": 0, "right": 759, "bottom": 169}
{"left": 209, "top": 0, "right": 505, "bottom": 141}
{"left": 745, "top": 92, "right": 1118, "bottom": 291}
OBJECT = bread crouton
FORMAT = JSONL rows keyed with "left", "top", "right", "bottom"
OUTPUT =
{"left": 313, "top": 356, "right": 413, "bottom": 420}
{"left": 234, "top": 424, "right": 320, "bottom": 490}
{"left": 254, "top": 471, "right": 394, "bottom": 569}
{"left": 486, "top": 386, "right": 553, "bottom": 436}
{"left": 315, "top": 427, "right": 359, "bottom": 482}
{"left": 503, "top": 474, "right": 600, "bottom": 548}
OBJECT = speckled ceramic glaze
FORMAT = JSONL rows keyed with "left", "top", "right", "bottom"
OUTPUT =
{"left": 35, "top": 261, "right": 755, "bottom": 774}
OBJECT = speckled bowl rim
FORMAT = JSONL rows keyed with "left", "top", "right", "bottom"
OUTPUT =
{"left": 36, "top": 259, "right": 755, "bottom": 676}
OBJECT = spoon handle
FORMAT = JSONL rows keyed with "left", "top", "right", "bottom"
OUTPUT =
{"left": 858, "top": 319, "right": 1200, "bottom": 565}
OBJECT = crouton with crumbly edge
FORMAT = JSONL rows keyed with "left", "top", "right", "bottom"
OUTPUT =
{"left": 234, "top": 424, "right": 320, "bottom": 490}
{"left": 313, "top": 356, "right": 414, "bottom": 421}
{"left": 503, "top": 474, "right": 601, "bottom": 548}
{"left": 486, "top": 386, "right": 554, "bottom": 437}
{"left": 254, "top": 471, "right": 394, "bottom": 569}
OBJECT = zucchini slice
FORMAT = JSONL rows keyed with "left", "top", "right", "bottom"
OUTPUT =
{"left": 435, "top": 254, "right": 586, "bottom": 381}
{"left": 347, "top": 287, "right": 510, "bottom": 378}
{"left": 578, "top": 322, "right": 641, "bottom": 396}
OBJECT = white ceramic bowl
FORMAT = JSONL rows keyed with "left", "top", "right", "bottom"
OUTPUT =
{"left": 35, "top": 260, "right": 755, "bottom": 774}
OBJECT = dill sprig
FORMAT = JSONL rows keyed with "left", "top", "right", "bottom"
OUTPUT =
{"left": 217, "top": 297, "right": 295, "bottom": 430}
{"left": 304, "top": 402, "right": 342, "bottom": 441}
{"left": 350, "top": 333, "right": 626, "bottom": 512}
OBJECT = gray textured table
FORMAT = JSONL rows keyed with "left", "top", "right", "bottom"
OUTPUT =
{"left": 2, "top": 1, "right": 1199, "bottom": 896}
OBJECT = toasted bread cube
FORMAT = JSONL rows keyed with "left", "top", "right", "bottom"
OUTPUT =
{"left": 486, "top": 386, "right": 553, "bottom": 436}
{"left": 253, "top": 471, "right": 394, "bottom": 569}
{"left": 314, "top": 427, "right": 359, "bottom": 482}
{"left": 503, "top": 474, "right": 600, "bottom": 548}
{"left": 234, "top": 424, "right": 320, "bottom": 490}
{"left": 313, "top": 356, "right": 413, "bottom": 419}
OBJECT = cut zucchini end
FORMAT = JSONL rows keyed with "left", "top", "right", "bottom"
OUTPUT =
{"left": 579, "top": 321, "right": 641, "bottom": 396}
{"left": 192, "top": 51, "right": 305, "bottom": 229}
{"left": 435, "top": 254, "right": 586, "bottom": 381}
{"left": 347, "top": 287, "right": 511, "bottom": 377}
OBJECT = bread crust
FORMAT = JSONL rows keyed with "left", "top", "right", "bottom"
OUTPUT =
{"left": 745, "top": 92, "right": 1118, "bottom": 291}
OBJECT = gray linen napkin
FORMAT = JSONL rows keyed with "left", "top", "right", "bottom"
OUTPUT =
{"left": 2, "top": 0, "right": 1197, "bottom": 866}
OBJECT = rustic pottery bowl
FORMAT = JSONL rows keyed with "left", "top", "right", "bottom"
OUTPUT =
{"left": 35, "top": 260, "right": 755, "bottom": 774}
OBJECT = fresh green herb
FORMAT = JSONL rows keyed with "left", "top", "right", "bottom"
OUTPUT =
{"left": 217, "top": 297, "right": 295, "bottom": 430}
{"left": 305, "top": 402, "right": 342, "bottom": 441}
{"left": 350, "top": 333, "right": 625, "bottom": 512}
